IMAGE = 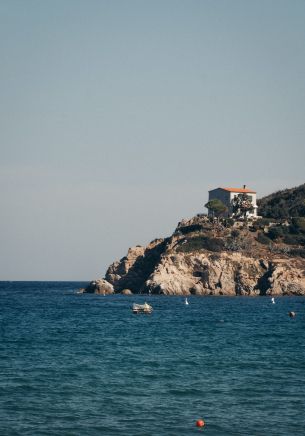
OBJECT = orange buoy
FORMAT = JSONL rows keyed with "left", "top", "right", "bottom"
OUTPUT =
{"left": 196, "top": 419, "right": 205, "bottom": 428}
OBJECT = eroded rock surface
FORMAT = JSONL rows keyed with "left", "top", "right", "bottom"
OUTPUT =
{"left": 145, "top": 253, "right": 305, "bottom": 296}
{"left": 87, "top": 216, "right": 305, "bottom": 296}
{"left": 105, "top": 239, "right": 168, "bottom": 292}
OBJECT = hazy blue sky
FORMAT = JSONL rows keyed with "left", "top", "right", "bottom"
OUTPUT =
{"left": 1, "top": 0, "right": 304, "bottom": 280}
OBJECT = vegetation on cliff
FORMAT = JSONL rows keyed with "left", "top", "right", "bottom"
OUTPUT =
{"left": 175, "top": 215, "right": 305, "bottom": 258}
{"left": 258, "top": 183, "right": 305, "bottom": 219}
{"left": 85, "top": 183, "right": 305, "bottom": 296}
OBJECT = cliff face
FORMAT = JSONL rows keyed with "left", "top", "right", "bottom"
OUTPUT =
{"left": 85, "top": 213, "right": 305, "bottom": 296}
{"left": 104, "top": 238, "right": 169, "bottom": 291}
{"left": 147, "top": 253, "right": 305, "bottom": 296}
{"left": 103, "top": 246, "right": 305, "bottom": 296}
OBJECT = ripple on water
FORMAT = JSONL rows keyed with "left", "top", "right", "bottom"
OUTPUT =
{"left": 1, "top": 284, "right": 305, "bottom": 435}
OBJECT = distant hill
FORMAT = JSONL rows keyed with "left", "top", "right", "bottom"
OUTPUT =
{"left": 257, "top": 183, "right": 305, "bottom": 218}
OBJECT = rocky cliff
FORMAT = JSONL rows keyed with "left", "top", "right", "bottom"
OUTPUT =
{"left": 85, "top": 214, "right": 305, "bottom": 296}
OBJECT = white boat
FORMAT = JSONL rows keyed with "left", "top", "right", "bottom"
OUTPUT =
{"left": 185, "top": 298, "right": 189, "bottom": 305}
{"left": 132, "top": 302, "right": 153, "bottom": 314}
{"left": 271, "top": 297, "right": 275, "bottom": 304}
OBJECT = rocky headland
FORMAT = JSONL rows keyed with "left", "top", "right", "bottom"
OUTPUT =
{"left": 84, "top": 207, "right": 305, "bottom": 296}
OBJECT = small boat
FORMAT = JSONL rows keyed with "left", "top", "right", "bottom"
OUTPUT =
{"left": 132, "top": 302, "right": 153, "bottom": 314}
{"left": 185, "top": 297, "right": 189, "bottom": 305}
{"left": 271, "top": 297, "right": 275, "bottom": 304}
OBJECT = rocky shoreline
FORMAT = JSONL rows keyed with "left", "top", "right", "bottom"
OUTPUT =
{"left": 84, "top": 216, "right": 305, "bottom": 296}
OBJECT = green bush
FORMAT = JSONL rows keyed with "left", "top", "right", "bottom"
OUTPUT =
{"left": 256, "top": 218, "right": 274, "bottom": 227}
{"left": 178, "top": 224, "right": 203, "bottom": 235}
{"left": 256, "top": 232, "right": 271, "bottom": 245}
{"left": 268, "top": 226, "right": 285, "bottom": 240}
{"left": 231, "top": 229, "right": 241, "bottom": 238}
{"left": 291, "top": 217, "right": 305, "bottom": 233}
{"left": 284, "top": 234, "right": 301, "bottom": 245}
{"left": 177, "top": 236, "right": 224, "bottom": 253}
{"left": 252, "top": 218, "right": 274, "bottom": 231}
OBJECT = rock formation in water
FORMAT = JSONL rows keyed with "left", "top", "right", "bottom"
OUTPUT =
{"left": 85, "top": 212, "right": 305, "bottom": 296}
{"left": 84, "top": 278, "right": 114, "bottom": 295}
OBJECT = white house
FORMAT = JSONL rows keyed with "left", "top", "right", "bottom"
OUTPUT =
{"left": 208, "top": 185, "right": 257, "bottom": 218}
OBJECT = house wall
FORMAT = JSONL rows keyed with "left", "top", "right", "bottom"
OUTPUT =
{"left": 229, "top": 192, "right": 257, "bottom": 217}
{"left": 208, "top": 189, "right": 257, "bottom": 217}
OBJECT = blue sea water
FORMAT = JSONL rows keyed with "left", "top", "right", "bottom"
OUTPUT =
{"left": 0, "top": 282, "right": 305, "bottom": 435}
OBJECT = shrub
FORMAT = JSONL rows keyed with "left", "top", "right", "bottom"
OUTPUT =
{"left": 256, "top": 232, "right": 271, "bottom": 245}
{"left": 178, "top": 224, "right": 203, "bottom": 235}
{"left": 209, "top": 254, "right": 221, "bottom": 261}
{"left": 255, "top": 218, "right": 274, "bottom": 227}
{"left": 202, "top": 237, "right": 225, "bottom": 252}
{"left": 268, "top": 226, "right": 284, "bottom": 240}
{"left": 177, "top": 236, "right": 224, "bottom": 253}
{"left": 291, "top": 217, "right": 305, "bottom": 233}
{"left": 225, "top": 238, "right": 242, "bottom": 252}
{"left": 290, "top": 248, "right": 305, "bottom": 258}
{"left": 231, "top": 229, "right": 240, "bottom": 239}
{"left": 284, "top": 234, "right": 302, "bottom": 245}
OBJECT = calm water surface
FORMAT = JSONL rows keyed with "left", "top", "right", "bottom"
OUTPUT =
{"left": 1, "top": 282, "right": 305, "bottom": 435}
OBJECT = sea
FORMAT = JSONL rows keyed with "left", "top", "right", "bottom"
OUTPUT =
{"left": 1, "top": 282, "right": 305, "bottom": 436}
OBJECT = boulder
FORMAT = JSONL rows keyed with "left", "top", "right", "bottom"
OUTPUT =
{"left": 84, "top": 279, "right": 114, "bottom": 295}
{"left": 121, "top": 289, "right": 133, "bottom": 295}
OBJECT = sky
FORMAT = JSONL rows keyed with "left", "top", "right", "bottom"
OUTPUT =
{"left": 1, "top": 0, "right": 304, "bottom": 280}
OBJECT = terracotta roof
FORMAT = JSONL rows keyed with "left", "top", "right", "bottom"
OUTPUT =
{"left": 221, "top": 187, "right": 256, "bottom": 194}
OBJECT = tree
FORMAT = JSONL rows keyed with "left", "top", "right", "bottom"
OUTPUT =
{"left": 291, "top": 217, "right": 305, "bottom": 233}
{"left": 205, "top": 199, "right": 227, "bottom": 218}
{"left": 268, "top": 226, "right": 284, "bottom": 240}
{"left": 231, "top": 193, "right": 254, "bottom": 219}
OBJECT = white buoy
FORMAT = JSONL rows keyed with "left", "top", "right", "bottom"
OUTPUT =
{"left": 185, "top": 297, "right": 189, "bottom": 305}
{"left": 271, "top": 297, "right": 275, "bottom": 304}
